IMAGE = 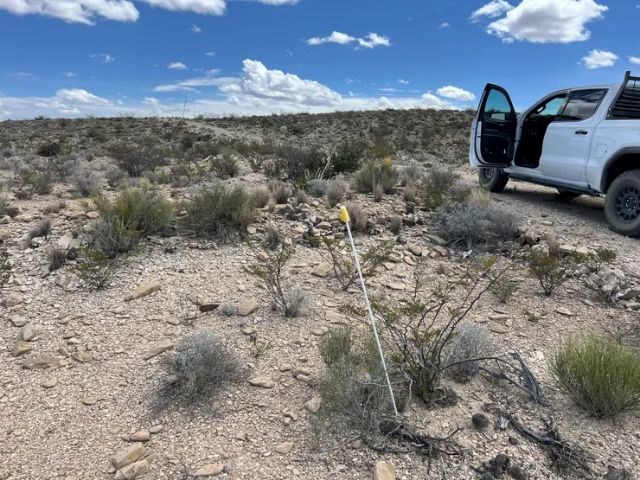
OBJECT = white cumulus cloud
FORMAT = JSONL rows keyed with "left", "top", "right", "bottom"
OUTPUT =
{"left": 55, "top": 88, "right": 112, "bottom": 105}
{"left": 630, "top": 56, "right": 640, "bottom": 66}
{"left": 473, "top": 0, "right": 607, "bottom": 44}
{"left": 168, "top": 61, "right": 188, "bottom": 70}
{"left": 582, "top": 49, "right": 619, "bottom": 69}
{"left": 436, "top": 85, "right": 476, "bottom": 101}
{"left": 306, "top": 31, "right": 390, "bottom": 49}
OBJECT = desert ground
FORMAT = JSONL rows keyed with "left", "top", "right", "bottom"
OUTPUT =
{"left": 0, "top": 110, "right": 638, "bottom": 480}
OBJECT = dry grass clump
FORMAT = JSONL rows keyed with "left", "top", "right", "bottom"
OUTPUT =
{"left": 551, "top": 336, "right": 640, "bottom": 418}
{"left": 326, "top": 179, "right": 348, "bottom": 207}
{"left": 353, "top": 158, "right": 398, "bottom": 194}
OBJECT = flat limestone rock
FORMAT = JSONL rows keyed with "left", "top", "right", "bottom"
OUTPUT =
{"left": 124, "top": 280, "right": 161, "bottom": 302}
{"left": 194, "top": 463, "right": 224, "bottom": 477}
{"left": 237, "top": 297, "right": 259, "bottom": 316}
{"left": 113, "top": 443, "right": 146, "bottom": 469}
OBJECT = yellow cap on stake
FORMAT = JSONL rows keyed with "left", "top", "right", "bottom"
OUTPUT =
{"left": 339, "top": 206, "right": 350, "bottom": 224}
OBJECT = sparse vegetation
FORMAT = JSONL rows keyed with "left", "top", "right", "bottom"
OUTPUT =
{"left": 551, "top": 336, "right": 640, "bottom": 418}
{"left": 417, "top": 166, "right": 459, "bottom": 210}
{"left": 528, "top": 250, "right": 574, "bottom": 296}
{"left": 211, "top": 154, "right": 239, "bottom": 179}
{"left": 490, "top": 277, "right": 519, "bottom": 304}
{"left": 73, "top": 246, "right": 115, "bottom": 289}
{"left": 353, "top": 158, "right": 398, "bottom": 194}
{"left": 269, "top": 180, "right": 292, "bottom": 204}
{"left": 326, "top": 179, "right": 348, "bottom": 207}
{"left": 107, "top": 139, "right": 169, "bottom": 177}
{"left": 159, "top": 330, "right": 242, "bottom": 405}
{"left": 0, "top": 245, "right": 11, "bottom": 288}
{"left": 444, "top": 322, "right": 494, "bottom": 381}
{"left": 47, "top": 247, "right": 68, "bottom": 271}
{"left": 344, "top": 202, "right": 368, "bottom": 234}
{"left": 181, "top": 183, "right": 254, "bottom": 241}
{"left": 321, "top": 238, "right": 392, "bottom": 291}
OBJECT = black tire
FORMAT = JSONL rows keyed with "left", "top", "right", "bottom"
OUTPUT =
{"left": 557, "top": 189, "right": 582, "bottom": 202}
{"left": 478, "top": 168, "right": 509, "bottom": 193}
{"left": 605, "top": 169, "right": 640, "bottom": 238}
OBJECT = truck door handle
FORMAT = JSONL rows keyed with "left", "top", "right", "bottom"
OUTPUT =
{"left": 575, "top": 130, "right": 588, "bottom": 135}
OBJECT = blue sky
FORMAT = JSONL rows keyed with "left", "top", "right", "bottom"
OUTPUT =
{"left": 0, "top": 0, "right": 639, "bottom": 119}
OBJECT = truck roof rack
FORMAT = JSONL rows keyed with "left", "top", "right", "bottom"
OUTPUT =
{"left": 608, "top": 71, "right": 640, "bottom": 119}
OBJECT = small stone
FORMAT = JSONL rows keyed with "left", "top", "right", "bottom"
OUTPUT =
{"left": 490, "top": 325, "right": 509, "bottom": 334}
{"left": 194, "top": 463, "right": 225, "bottom": 477}
{"left": 472, "top": 413, "right": 489, "bottom": 431}
{"left": 42, "top": 376, "right": 58, "bottom": 388}
{"left": 85, "top": 211, "right": 100, "bottom": 220}
{"left": 407, "top": 244, "right": 422, "bottom": 256}
{"left": 9, "top": 315, "right": 28, "bottom": 327}
{"left": 374, "top": 461, "right": 396, "bottom": 480}
{"left": 22, "top": 323, "right": 38, "bottom": 341}
{"left": 124, "top": 280, "right": 161, "bottom": 302}
{"left": 114, "top": 459, "right": 149, "bottom": 480}
{"left": 149, "top": 425, "right": 164, "bottom": 434}
{"left": 311, "top": 263, "right": 332, "bottom": 278}
{"left": 256, "top": 251, "right": 269, "bottom": 261}
{"left": 556, "top": 307, "right": 573, "bottom": 317}
{"left": 248, "top": 375, "right": 275, "bottom": 389}
{"left": 13, "top": 340, "right": 33, "bottom": 356}
{"left": 112, "top": 443, "right": 146, "bottom": 469}
{"left": 22, "top": 354, "right": 61, "bottom": 369}
{"left": 275, "top": 442, "right": 295, "bottom": 454}
{"left": 3, "top": 293, "right": 24, "bottom": 308}
{"left": 237, "top": 297, "right": 259, "bottom": 316}
{"left": 305, "top": 396, "right": 322, "bottom": 413}
{"left": 142, "top": 341, "right": 174, "bottom": 360}
{"left": 82, "top": 396, "right": 98, "bottom": 405}
{"left": 129, "top": 430, "right": 151, "bottom": 442}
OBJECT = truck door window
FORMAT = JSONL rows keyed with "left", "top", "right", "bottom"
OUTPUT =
{"left": 484, "top": 89, "right": 512, "bottom": 121}
{"left": 531, "top": 96, "right": 566, "bottom": 118}
{"left": 558, "top": 89, "right": 607, "bottom": 121}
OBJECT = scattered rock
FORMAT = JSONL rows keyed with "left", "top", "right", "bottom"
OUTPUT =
{"left": 490, "top": 325, "right": 509, "bottom": 334}
{"left": 41, "top": 376, "right": 58, "bottom": 388}
{"left": 274, "top": 441, "right": 294, "bottom": 454}
{"left": 556, "top": 307, "right": 573, "bottom": 317}
{"left": 129, "top": 430, "right": 151, "bottom": 442}
{"left": 248, "top": 375, "right": 275, "bottom": 389}
{"left": 82, "top": 396, "right": 98, "bottom": 406}
{"left": 142, "top": 341, "right": 174, "bottom": 360}
{"left": 407, "top": 243, "right": 422, "bottom": 256}
{"left": 114, "top": 459, "right": 149, "bottom": 480}
{"left": 22, "top": 354, "right": 61, "bottom": 369}
{"left": 124, "top": 280, "right": 161, "bottom": 302}
{"left": 9, "top": 315, "right": 28, "bottom": 327}
{"left": 305, "top": 396, "right": 322, "bottom": 413}
{"left": 311, "top": 263, "right": 332, "bottom": 278}
{"left": 194, "top": 463, "right": 225, "bottom": 477}
{"left": 13, "top": 340, "right": 33, "bottom": 356}
{"left": 3, "top": 293, "right": 24, "bottom": 308}
{"left": 374, "top": 460, "right": 396, "bottom": 480}
{"left": 237, "top": 297, "right": 259, "bottom": 316}
{"left": 112, "top": 443, "right": 146, "bottom": 469}
{"left": 605, "top": 467, "right": 633, "bottom": 480}
{"left": 22, "top": 323, "right": 38, "bottom": 341}
{"left": 256, "top": 251, "right": 269, "bottom": 261}
{"left": 472, "top": 413, "right": 489, "bottom": 431}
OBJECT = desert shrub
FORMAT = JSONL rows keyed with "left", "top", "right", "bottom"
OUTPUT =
{"left": 308, "top": 179, "right": 328, "bottom": 198}
{"left": 403, "top": 187, "right": 417, "bottom": 203}
{"left": 321, "top": 238, "right": 393, "bottom": 291}
{"left": 107, "top": 139, "right": 169, "bottom": 177}
{"left": 389, "top": 215, "right": 403, "bottom": 235}
{"left": 0, "top": 245, "right": 11, "bottom": 288}
{"left": 372, "top": 183, "right": 384, "bottom": 202}
{"left": 294, "top": 188, "right": 309, "bottom": 205}
{"left": 14, "top": 167, "right": 53, "bottom": 196}
{"left": 369, "top": 138, "right": 395, "bottom": 159}
{"left": 399, "top": 165, "right": 424, "bottom": 187}
{"left": 48, "top": 247, "right": 68, "bottom": 272}
{"left": 0, "top": 193, "right": 8, "bottom": 217}
{"left": 434, "top": 200, "right": 519, "bottom": 250}
{"left": 331, "top": 141, "right": 366, "bottom": 173}
{"left": 37, "top": 141, "right": 62, "bottom": 157}
{"left": 490, "top": 278, "right": 519, "bottom": 304}
{"left": 46, "top": 154, "right": 80, "bottom": 181}
{"left": 353, "top": 158, "right": 398, "bottom": 194}
{"left": 528, "top": 250, "right": 574, "bottom": 296}
{"left": 417, "top": 166, "right": 458, "bottom": 211}
{"left": 42, "top": 201, "right": 65, "bottom": 215}
{"left": 345, "top": 202, "right": 368, "bottom": 234}
{"left": 443, "top": 322, "right": 494, "bottom": 381}
{"left": 182, "top": 183, "right": 254, "bottom": 241}
{"left": 269, "top": 180, "right": 292, "bottom": 204}
{"left": 551, "top": 336, "right": 640, "bottom": 418}
{"left": 262, "top": 158, "right": 282, "bottom": 179}
{"left": 250, "top": 186, "right": 270, "bottom": 209}
{"left": 249, "top": 245, "right": 306, "bottom": 317}
{"left": 277, "top": 146, "right": 327, "bottom": 181}
{"left": 159, "top": 330, "right": 242, "bottom": 404}
{"left": 28, "top": 218, "right": 52, "bottom": 242}
{"left": 104, "top": 165, "right": 128, "bottom": 188}
{"left": 73, "top": 246, "right": 115, "bottom": 289}
{"left": 263, "top": 225, "right": 281, "bottom": 250}
{"left": 71, "top": 166, "right": 101, "bottom": 196}
{"left": 326, "top": 179, "right": 348, "bottom": 207}
{"left": 376, "top": 259, "right": 499, "bottom": 403}
{"left": 93, "top": 184, "right": 173, "bottom": 256}
{"left": 211, "top": 154, "right": 239, "bottom": 179}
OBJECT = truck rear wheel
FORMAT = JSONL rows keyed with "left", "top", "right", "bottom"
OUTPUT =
{"left": 605, "top": 169, "right": 640, "bottom": 237}
{"left": 478, "top": 168, "right": 509, "bottom": 193}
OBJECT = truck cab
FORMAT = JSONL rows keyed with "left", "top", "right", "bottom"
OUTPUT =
{"left": 469, "top": 72, "right": 640, "bottom": 237}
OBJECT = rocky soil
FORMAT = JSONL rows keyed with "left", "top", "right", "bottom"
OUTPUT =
{"left": 0, "top": 112, "right": 639, "bottom": 480}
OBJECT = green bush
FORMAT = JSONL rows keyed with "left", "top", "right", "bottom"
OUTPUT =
{"left": 73, "top": 246, "right": 115, "bottom": 289}
{"left": 211, "top": 154, "right": 239, "bottom": 179}
{"left": 353, "top": 159, "right": 398, "bottom": 194}
{"left": 551, "top": 336, "right": 640, "bottom": 418}
{"left": 182, "top": 182, "right": 254, "bottom": 241}
{"left": 107, "top": 139, "right": 169, "bottom": 177}
{"left": 418, "top": 166, "right": 459, "bottom": 211}
{"left": 93, "top": 184, "right": 173, "bottom": 256}
{"left": 37, "top": 141, "right": 62, "bottom": 157}
{"left": 277, "top": 145, "right": 326, "bottom": 180}
{"left": 528, "top": 250, "right": 573, "bottom": 296}
{"left": 331, "top": 141, "right": 366, "bottom": 173}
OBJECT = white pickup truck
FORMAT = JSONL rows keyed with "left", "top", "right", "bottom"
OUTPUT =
{"left": 469, "top": 71, "right": 640, "bottom": 237}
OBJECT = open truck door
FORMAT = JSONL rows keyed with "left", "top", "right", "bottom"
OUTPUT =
{"left": 470, "top": 84, "right": 517, "bottom": 167}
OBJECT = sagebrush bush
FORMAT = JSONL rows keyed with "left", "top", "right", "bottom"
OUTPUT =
{"left": 269, "top": 181, "right": 292, "bottom": 204}
{"left": 160, "top": 330, "right": 242, "bottom": 404}
{"left": 71, "top": 166, "right": 100, "bottom": 196}
{"left": 389, "top": 215, "right": 403, "bottom": 235}
{"left": 353, "top": 158, "right": 398, "bottom": 194}
{"left": 263, "top": 225, "right": 281, "bottom": 250}
{"left": 326, "top": 179, "right": 348, "bottom": 207}
{"left": 277, "top": 145, "right": 326, "bottom": 180}
{"left": 182, "top": 182, "right": 254, "bottom": 241}
{"left": 250, "top": 186, "right": 270, "bottom": 209}
{"left": 211, "top": 154, "right": 239, "bottom": 179}
{"left": 48, "top": 247, "right": 68, "bottom": 272}
{"left": 434, "top": 199, "right": 519, "bottom": 250}
{"left": 528, "top": 250, "right": 573, "bottom": 296}
{"left": 444, "top": 322, "right": 494, "bottom": 381}
{"left": 490, "top": 277, "right": 519, "bottom": 304}
{"left": 73, "top": 246, "right": 115, "bottom": 289}
{"left": 93, "top": 184, "right": 173, "bottom": 256}
{"left": 331, "top": 141, "right": 366, "bottom": 174}
{"left": 551, "top": 336, "right": 640, "bottom": 418}
{"left": 308, "top": 179, "right": 328, "bottom": 198}
{"left": 107, "top": 139, "right": 169, "bottom": 177}
{"left": 417, "top": 166, "right": 458, "bottom": 210}
{"left": 15, "top": 166, "right": 53, "bottom": 196}
{"left": 104, "top": 165, "right": 128, "bottom": 188}
{"left": 37, "top": 141, "right": 62, "bottom": 157}
{"left": 28, "top": 218, "right": 52, "bottom": 242}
